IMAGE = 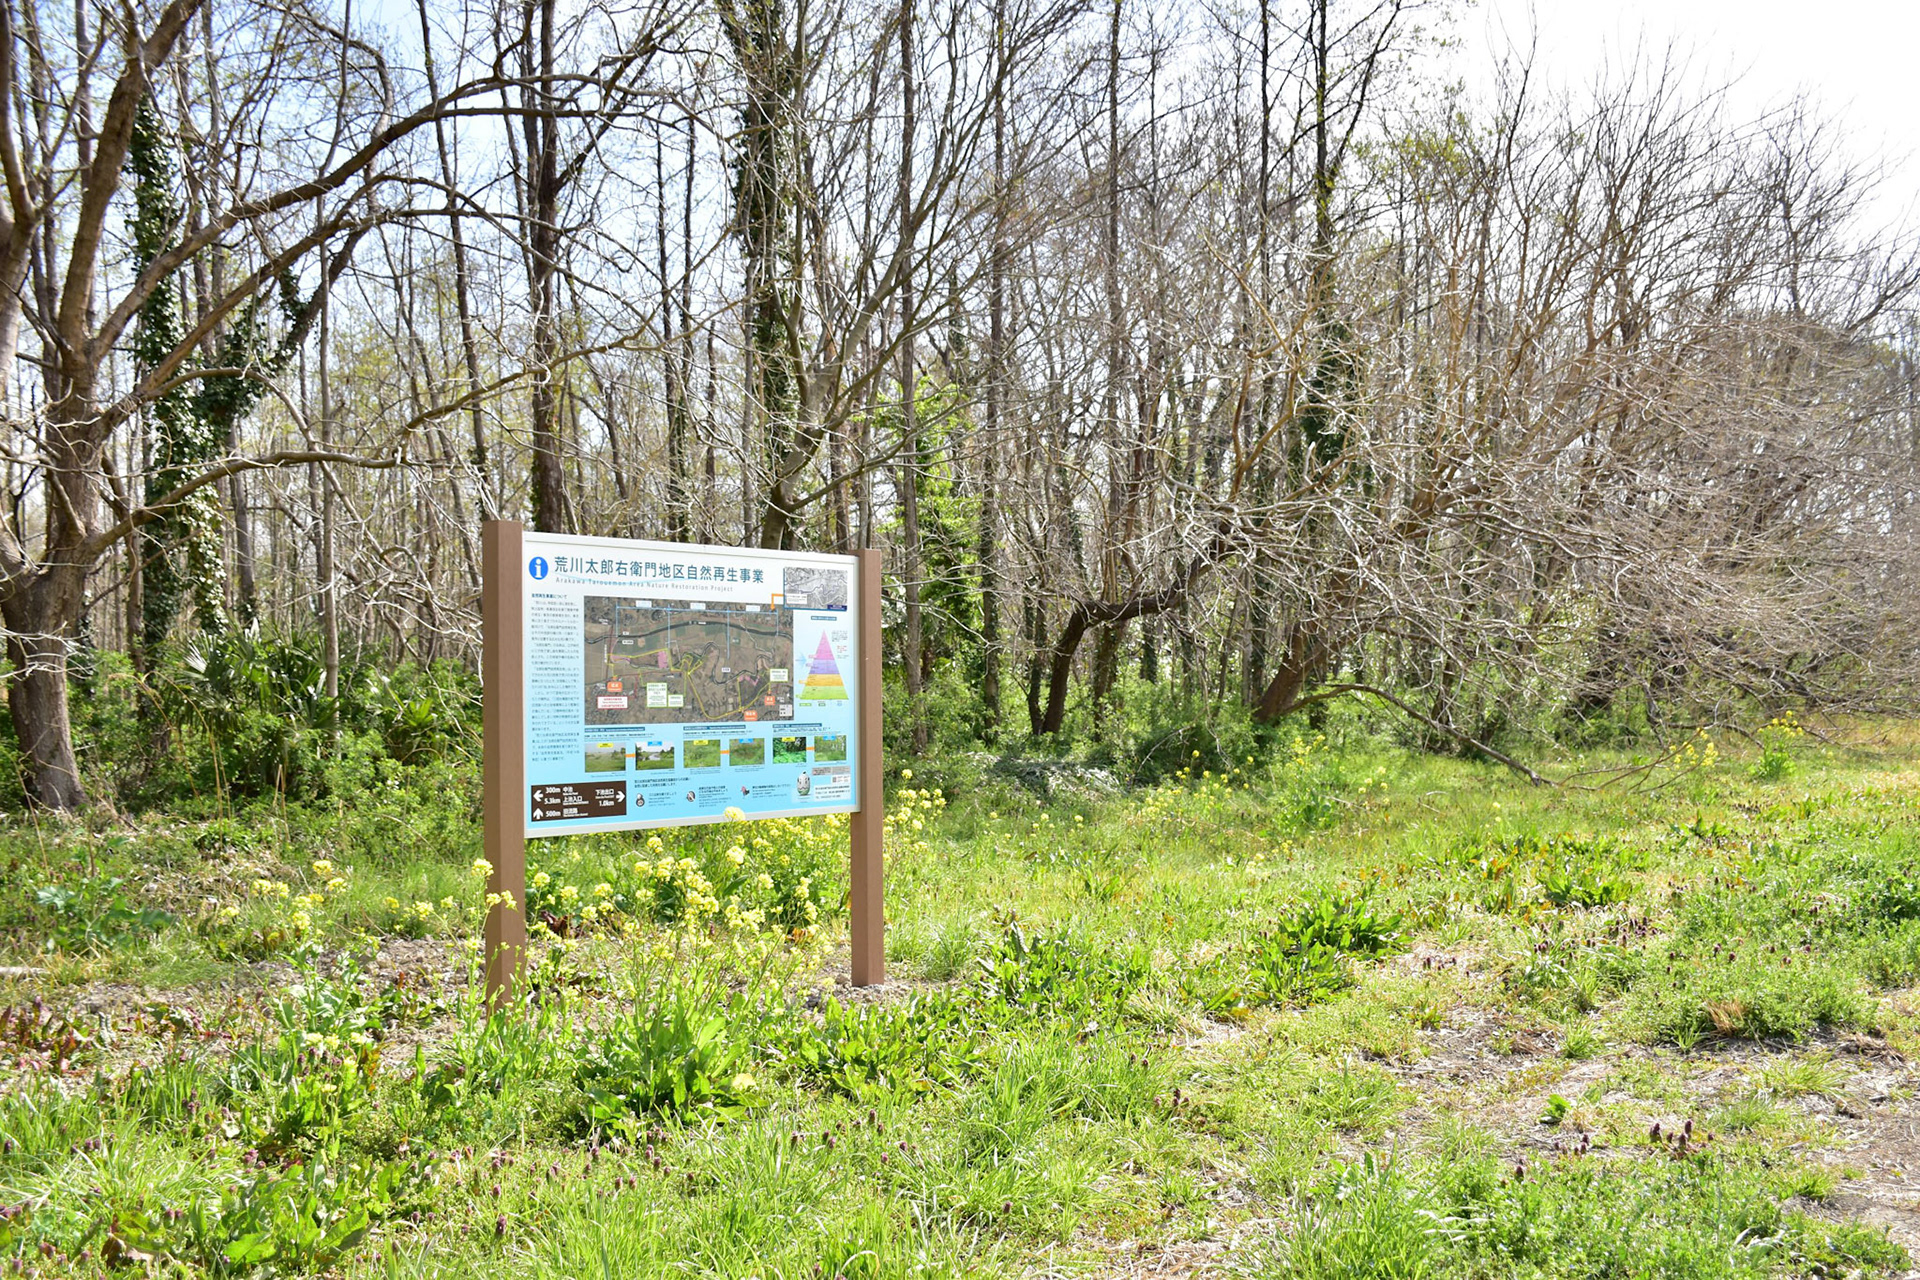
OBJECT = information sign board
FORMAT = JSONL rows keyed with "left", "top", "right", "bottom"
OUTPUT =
{"left": 481, "top": 523, "right": 884, "bottom": 1002}
{"left": 517, "top": 532, "right": 863, "bottom": 835}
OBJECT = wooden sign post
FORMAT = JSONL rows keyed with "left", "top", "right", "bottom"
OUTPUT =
{"left": 482, "top": 521, "right": 528, "bottom": 1004}
{"left": 850, "top": 548, "right": 884, "bottom": 986}
{"left": 481, "top": 523, "right": 883, "bottom": 1005}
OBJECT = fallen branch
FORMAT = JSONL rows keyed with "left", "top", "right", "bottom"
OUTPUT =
{"left": 1315, "top": 682, "right": 1550, "bottom": 786}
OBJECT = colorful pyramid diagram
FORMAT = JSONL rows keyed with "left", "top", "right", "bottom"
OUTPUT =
{"left": 800, "top": 633, "right": 849, "bottom": 700}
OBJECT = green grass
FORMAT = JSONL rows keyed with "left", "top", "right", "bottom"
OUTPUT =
{"left": 0, "top": 727, "right": 1916, "bottom": 1275}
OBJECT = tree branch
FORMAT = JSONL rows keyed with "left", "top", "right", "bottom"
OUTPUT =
{"left": 81, "top": 449, "right": 404, "bottom": 562}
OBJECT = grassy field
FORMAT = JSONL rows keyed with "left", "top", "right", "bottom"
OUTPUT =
{"left": 2, "top": 720, "right": 1919, "bottom": 1277}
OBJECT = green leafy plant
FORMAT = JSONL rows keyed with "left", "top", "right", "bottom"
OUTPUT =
{"left": 0, "top": 1000, "right": 93, "bottom": 1069}
{"left": 35, "top": 875, "right": 173, "bottom": 954}
{"left": 785, "top": 991, "right": 982, "bottom": 1099}
{"left": 415, "top": 996, "right": 580, "bottom": 1116}
{"left": 574, "top": 967, "right": 769, "bottom": 1129}
{"left": 1755, "top": 1055, "right": 1849, "bottom": 1101}
{"left": 366, "top": 660, "right": 478, "bottom": 765}
{"left": 218, "top": 1033, "right": 379, "bottom": 1156}
{"left": 973, "top": 919, "right": 1147, "bottom": 1016}
{"left": 1177, "top": 964, "right": 1255, "bottom": 1020}
{"left": 1561, "top": 1022, "right": 1601, "bottom": 1060}
{"left": 1538, "top": 860, "right": 1631, "bottom": 908}
{"left": 1249, "top": 933, "right": 1352, "bottom": 1007}
{"left": 1283, "top": 891, "right": 1405, "bottom": 957}
{"left": 193, "top": 818, "right": 259, "bottom": 858}
{"left": 1749, "top": 712, "right": 1804, "bottom": 781}
{"left": 1249, "top": 891, "right": 1404, "bottom": 1007}
{"left": 110, "top": 1157, "right": 430, "bottom": 1275}
{"left": 273, "top": 953, "right": 434, "bottom": 1043}
{"left": 1270, "top": 1155, "right": 1456, "bottom": 1279}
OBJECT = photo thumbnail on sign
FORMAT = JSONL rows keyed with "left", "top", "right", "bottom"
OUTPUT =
{"left": 634, "top": 740, "right": 675, "bottom": 771}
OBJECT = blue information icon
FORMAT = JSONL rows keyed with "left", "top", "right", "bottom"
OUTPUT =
{"left": 528, "top": 556, "right": 549, "bottom": 580}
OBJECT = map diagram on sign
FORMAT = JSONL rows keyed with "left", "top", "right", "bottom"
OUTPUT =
{"left": 583, "top": 595, "right": 794, "bottom": 725}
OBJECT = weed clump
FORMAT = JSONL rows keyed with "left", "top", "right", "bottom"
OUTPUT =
{"left": 1250, "top": 892, "right": 1403, "bottom": 1008}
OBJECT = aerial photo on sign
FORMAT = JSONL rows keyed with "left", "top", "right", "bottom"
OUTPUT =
{"left": 583, "top": 595, "right": 794, "bottom": 725}
{"left": 782, "top": 564, "right": 850, "bottom": 610}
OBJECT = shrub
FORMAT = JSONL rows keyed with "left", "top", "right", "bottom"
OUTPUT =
{"left": 365, "top": 660, "right": 479, "bottom": 765}
{"left": 1127, "top": 699, "right": 1261, "bottom": 785}
{"left": 157, "top": 630, "right": 352, "bottom": 799}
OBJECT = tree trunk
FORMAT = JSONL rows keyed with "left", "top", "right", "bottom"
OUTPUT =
{"left": 1025, "top": 598, "right": 1047, "bottom": 736}
{"left": 897, "top": 0, "right": 926, "bottom": 753}
{"left": 1253, "top": 620, "right": 1320, "bottom": 722}
{"left": 523, "top": 0, "right": 569, "bottom": 533}
{"left": 4, "top": 578, "right": 86, "bottom": 809}
{"left": 1090, "top": 619, "right": 1124, "bottom": 708}
{"left": 658, "top": 117, "right": 689, "bottom": 541}
{"left": 679, "top": 113, "right": 698, "bottom": 536}
{"left": 417, "top": 0, "right": 493, "bottom": 513}
{"left": 1091, "top": 0, "right": 1126, "bottom": 727}
{"left": 8, "top": 369, "right": 109, "bottom": 807}
{"left": 724, "top": 0, "right": 799, "bottom": 549}
{"left": 978, "top": 0, "right": 1006, "bottom": 738}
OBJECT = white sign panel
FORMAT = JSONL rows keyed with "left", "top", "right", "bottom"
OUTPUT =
{"left": 518, "top": 533, "right": 861, "bottom": 835}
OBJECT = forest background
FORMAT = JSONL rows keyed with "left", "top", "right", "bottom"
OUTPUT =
{"left": 0, "top": 0, "right": 1915, "bottom": 811}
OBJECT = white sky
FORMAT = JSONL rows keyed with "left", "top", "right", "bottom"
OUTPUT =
{"left": 1465, "top": 0, "right": 1920, "bottom": 236}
